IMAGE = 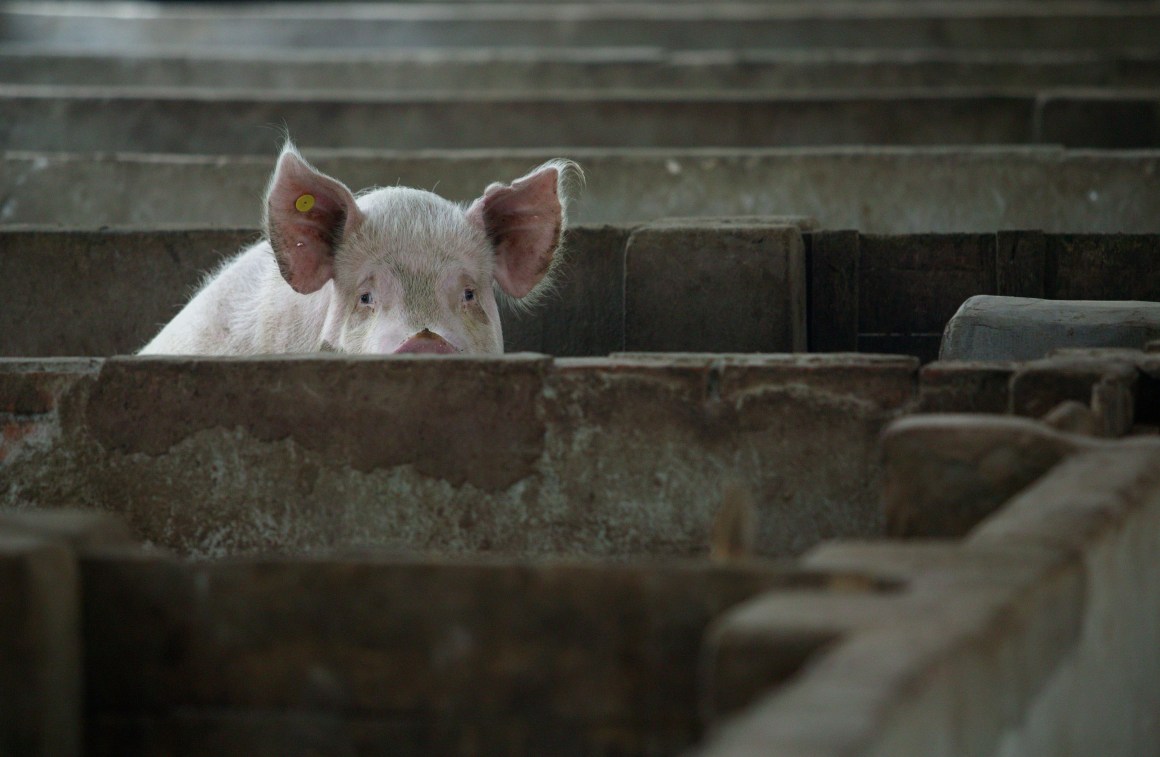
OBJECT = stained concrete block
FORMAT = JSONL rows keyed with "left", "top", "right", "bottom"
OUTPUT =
{"left": 941, "top": 295, "right": 1160, "bottom": 362}
{"left": 0, "top": 534, "right": 80, "bottom": 757}
{"left": 623, "top": 219, "right": 807, "bottom": 353}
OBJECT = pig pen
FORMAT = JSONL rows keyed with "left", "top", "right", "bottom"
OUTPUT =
{"left": 3, "top": 221, "right": 1160, "bottom": 756}
{"left": 4, "top": 347, "right": 1160, "bottom": 757}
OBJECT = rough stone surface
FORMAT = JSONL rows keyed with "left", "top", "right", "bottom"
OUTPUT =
{"left": 623, "top": 219, "right": 807, "bottom": 353}
{"left": 940, "top": 295, "right": 1160, "bottom": 362}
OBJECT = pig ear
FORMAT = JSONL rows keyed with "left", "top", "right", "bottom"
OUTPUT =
{"left": 264, "top": 144, "right": 364, "bottom": 294}
{"left": 467, "top": 162, "right": 570, "bottom": 299}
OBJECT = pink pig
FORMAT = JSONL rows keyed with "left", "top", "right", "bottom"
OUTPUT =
{"left": 140, "top": 142, "right": 579, "bottom": 355}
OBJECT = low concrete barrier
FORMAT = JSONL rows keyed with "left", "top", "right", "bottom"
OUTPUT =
{"left": 5, "top": 148, "right": 1160, "bottom": 233}
{"left": 0, "top": 353, "right": 918, "bottom": 558}
{"left": 698, "top": 424, "right": 1160, "bottom": 757}
{"left": 4, "top": 356, "right": 1157, "bottom": 757}
{"left": 4, "top": 2, "right": 1160, "bottom": 52}
{"left": 5, "top": 49, "right": 1160, "bottom": 91}
{"left": 4, "top": 87, "right": 1159, "bottom": 151}
{"left": 1, "top": 87, "right": 1065, "bottom": 152}
{"left": 4, "top": 227, "right": 1160, "bottom": 361}
{"left": 941, "top": 295, "right": 1160, "bottom": 361}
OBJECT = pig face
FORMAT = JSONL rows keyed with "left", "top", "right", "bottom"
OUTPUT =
{"left": 264, "top": 143, "right": 577, "bottom": 354}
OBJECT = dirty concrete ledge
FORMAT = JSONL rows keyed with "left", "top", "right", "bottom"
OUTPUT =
{"left": 3, "top": 388, "right": 1158, "bottom": 756}
{"left": 0, "top": 353, "right": 918, "bottom": 559}
{"left": 696, "top": 424, "right": 1160, "bottom": 757}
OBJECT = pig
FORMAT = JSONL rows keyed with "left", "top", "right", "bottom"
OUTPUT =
{"left": 139, "top": 142, "right": 580, "bottom": 355}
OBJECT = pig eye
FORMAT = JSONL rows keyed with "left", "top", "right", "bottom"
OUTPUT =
{"left": 359, "top": 292, "right": 373, "bottom": 307}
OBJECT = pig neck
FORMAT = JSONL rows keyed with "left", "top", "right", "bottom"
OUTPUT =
{"left": 248, "top": 244, "right": 336, "bottom": 354}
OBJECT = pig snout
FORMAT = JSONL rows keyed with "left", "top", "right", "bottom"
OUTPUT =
{"left": 394, "top": 329, "right": 460, "bottom": 355}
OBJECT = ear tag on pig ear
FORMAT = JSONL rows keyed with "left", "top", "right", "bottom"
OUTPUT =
{"left": 295, "top": 194, "right": 316, "bottom": 213}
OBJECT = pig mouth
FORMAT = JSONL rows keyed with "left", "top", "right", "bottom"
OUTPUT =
{"left": 393, "top": 329, "right": 461, "bottom": 355}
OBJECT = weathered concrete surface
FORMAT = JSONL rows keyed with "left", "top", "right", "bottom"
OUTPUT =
{"left": 701, "top": 540, "right": 1084, "bottom": 756}
{"left": 917, "top": 360, "right": 1016, "bottom": 414}
{"left": 7, "top": 49, "right": 1160, "bottom": 91}
{"left": 968, "top": 444, "right": 1160, "bottom": 757}
{"left": 0, "top": 87, "right": 1056, "bottom": 152}
{"left": 0, "top": 226, "right": 629, "bottom": 358}
{"left": 0, "top": 528, "right": 80, "bottom": 757}
{"left": 6, "top": 227, "right": 1160, "bottom": 362}
{"left": 1009, "top": 355, "right": 1139, "bottom": 435}
{"left": 0, "top": 228, "right": 257, "bottom": 357}
{"left": 941, "top": 295, "right": 1160, "bottom": 362}
{"left": 80, "top": 552, "right": 867, "bottom": 756}
{"left": 0, "top": 354, "right": 918, "bottom": 558}
{"left": 880, "top": 414, "right": 1088, "bottom": 538}
{"left": 697, "top": 438, "right": 1160, "bottom": 757}
{"left": 6, "top": 148, "right": 1160, "bottom": 234}
{"left": 623, "top": 219, "right": 807, "bottom": 353}
{"left": 4, "top": 2, "right": 1160, "bottom": 52}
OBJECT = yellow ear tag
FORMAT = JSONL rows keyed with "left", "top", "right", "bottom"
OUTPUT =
{"left": 295, "top": 194, "right": 315, "bottom": 213}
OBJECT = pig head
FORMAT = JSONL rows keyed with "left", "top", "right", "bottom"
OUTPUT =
{"left": 266, "top": 143, "right": 576, "bottom": 354}
{"left": 139, "top": 142, "right": 579, "bottom": 356}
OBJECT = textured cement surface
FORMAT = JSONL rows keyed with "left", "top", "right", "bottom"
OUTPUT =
{"left": 4, "top": 2, "right": 1160, "bottom": 52}
{"left": 696, "top": 433, "right": 1160, "bottom": 757}
{"left": 4, "top": 226, "right": 1159, "bottom": 362}
{"left": 0, "top": 353, "right": 917, "bottom": 559}
{"left": 3, "top": 87, "right": 1159, "bottom": 152}
{"left": 6, "top": 49, "right": 1160, "bottom": 91}
{"left": 6, "top": 148, "right": 1159, "bottom": 233}
{"left": 941, "top": 295, "right": 1160, "bottom": 361}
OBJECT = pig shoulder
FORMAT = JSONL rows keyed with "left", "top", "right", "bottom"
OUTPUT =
{"left": 138, "top": 242, "right": 332, "bottom": 355}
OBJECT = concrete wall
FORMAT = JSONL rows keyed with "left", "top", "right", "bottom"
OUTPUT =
{"left": 6, "top": 148, "right": 1160, "bottom": 233}
{"left": 7, "top": 50, "right": 1160, "bottom": 91}
{"left": 3, "top": 352, "right": 1157, "bottom": 757}
{"left": 0, "top": 353, "right": 916, "bottom": 558}
{"left": 4, "top": 225, "right": 1159, "bottom": 362}
{"left": 4, "top": 3, "right": 1159, "bottom": 51}
{"left": 695, "top": 415, "right": 1160, "bottom": 757}
{"left": 3, "top": 88, "right": 1159, "bottom": 152}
